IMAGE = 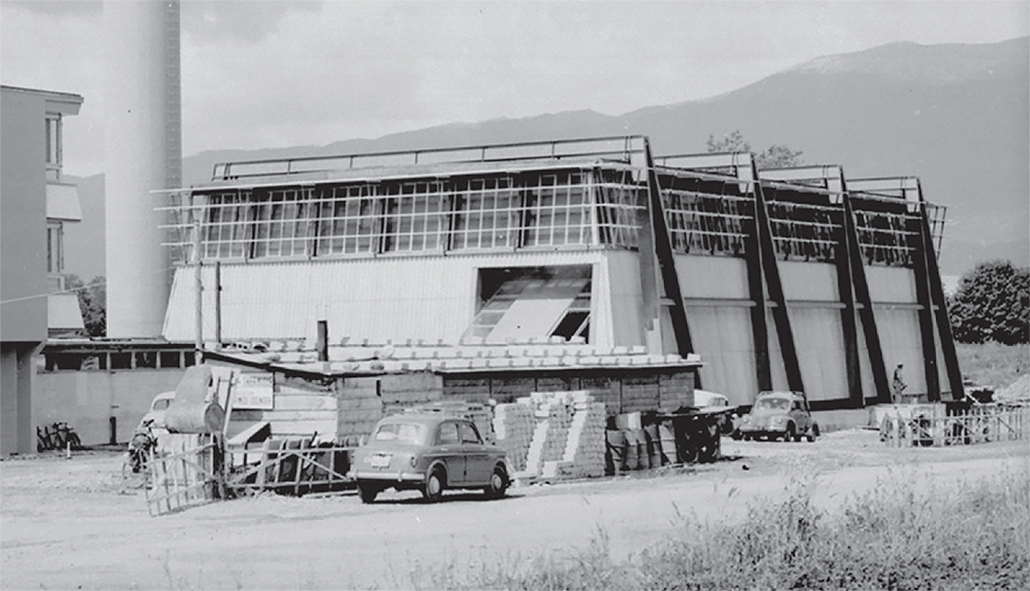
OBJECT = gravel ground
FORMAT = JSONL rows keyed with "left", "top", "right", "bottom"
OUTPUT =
{"left": 2, "top": 429, "right": 1027, "bottom": 590}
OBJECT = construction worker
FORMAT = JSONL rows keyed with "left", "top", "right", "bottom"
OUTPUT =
{"left": 892, "top": 363, "right": 907, "bottom": 403}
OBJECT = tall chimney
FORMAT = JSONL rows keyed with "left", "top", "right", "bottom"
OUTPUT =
{"left": 104, "top": 0, "right": 181, "bottom": 338}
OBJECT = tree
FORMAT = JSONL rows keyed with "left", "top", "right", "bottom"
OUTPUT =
{"left": 706, "top": 130, "right": 804, "bottom": 170}
{"left": 65, "top": 274, "right": 107, "bottom": 337}
{"left": 947, "top": 260, "right": 1029, "bottom": 345}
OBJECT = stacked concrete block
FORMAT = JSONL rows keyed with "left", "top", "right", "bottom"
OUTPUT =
{"left": 553, "top": 400, "right": 606, "bottom": 479}
{"left": 621, "top": 375, "right": 660, "bottom": 414}
{"left": 516, "top": 390, "right": 606, "bottom": 481}
{"left": 492, "top": 402, "right": 535, "bottom": 471}
{"left": 335, "top": 377, "right": 383, "bottom": 444}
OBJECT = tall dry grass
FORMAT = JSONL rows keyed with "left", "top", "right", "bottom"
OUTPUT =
{"left": 956, "top": 342, "right": 1029, "bottom": 390}
{"left": 407, "top": 467, "right": 1029, "bottom": 590}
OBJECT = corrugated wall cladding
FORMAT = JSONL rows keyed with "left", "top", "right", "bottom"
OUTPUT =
{"left": 789, "top": 307, "right": 848, "bottom": 403}
{"left": 684, "top": 306, "right": 757, "bottom": 406}
{"left": 163, "top": 250, "right": 611, "bottom": 345}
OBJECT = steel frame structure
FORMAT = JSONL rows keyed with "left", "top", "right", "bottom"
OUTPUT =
{"left": 158, "top": 135, "right": 961, "bottom": 407}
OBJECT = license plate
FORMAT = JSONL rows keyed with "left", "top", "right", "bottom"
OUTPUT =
{"left": 370, "top": 454, "right": 391, "bottom": 469}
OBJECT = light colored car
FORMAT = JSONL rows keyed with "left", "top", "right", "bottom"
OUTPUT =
{"left": 693, "top": 389, "right": 735, "bottom": 434}
{"left": 349, "top": 413, "right": 510, "bottom": 504}
{"left": 138, "top": 391, "right": 176, "bottom": 430}
{"left": 737, "top": 391, "right": 819, "bottom": 442}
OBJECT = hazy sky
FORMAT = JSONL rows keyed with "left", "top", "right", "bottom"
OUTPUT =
{"left": 2, "top": 0, "right": 1026, "bottom": 177}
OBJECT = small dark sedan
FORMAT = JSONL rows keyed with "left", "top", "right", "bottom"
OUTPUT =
{"left": 737, "top": 391, "right": 819, "bottom": 442}
{"left": 349, "top": 413, "right": 510, "bottom": 504}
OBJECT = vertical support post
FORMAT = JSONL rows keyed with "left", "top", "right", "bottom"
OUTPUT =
{"left": 192, "top": 196, "right": 203, "bottom": 352}
{"left": 752, "top": 180, "right": 805, "bottom": 393}
{"left": 842, "top": 195, "right": 892, "bottom": 403}
{"left": 213, "top": 261, "right": 222, "bottom": 350}
{"left": 317, "top": 320, "right": 329, "bottom": 362}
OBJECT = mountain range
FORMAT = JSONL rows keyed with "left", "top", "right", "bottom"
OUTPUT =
{"left": 64, "top": 36, "right": 1029, "bottom": 280}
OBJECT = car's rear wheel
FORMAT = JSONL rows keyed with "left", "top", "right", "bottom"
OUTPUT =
{"left": 485, "top": 465, "right": 508, "bottom": 499}
{"left": 423, "top": 466, "right": 445, "bottom": 503}
{"left": 357, "top": 482, "right": 380, "bottom": 504}
{"left": 808, "top": 422, "right": 820, "bottom": 442}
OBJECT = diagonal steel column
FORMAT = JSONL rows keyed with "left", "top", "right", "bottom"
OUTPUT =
{"left": 641, "top": 138, "right": 694, "bottom": 358}
{"left": 841, "top": 194, "right": 892, "bottom": 403}
{"left": 752, "top": 177, "right": 805, "bottom": 394}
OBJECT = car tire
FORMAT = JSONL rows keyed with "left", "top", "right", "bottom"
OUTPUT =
{"left": 423, "top": 466, "right": 445, "bottom": 503}
{"left": 807, "top": 424, "right": 824, "bottom": 442}
{"left": 784, "top": 424, "right": 795, "bottom": 442}
{"left": 357, "top": 482, "right": 379, "bottom": 504}
{"left": 485, "top": 465, "right": 508, "bottom": 499}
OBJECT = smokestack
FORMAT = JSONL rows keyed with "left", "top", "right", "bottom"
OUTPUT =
{"left": 104, "top": 0, "right": 181, "bottom": 338}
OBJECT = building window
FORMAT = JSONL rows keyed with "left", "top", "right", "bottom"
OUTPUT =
{"left": 203, "top": 191, "right": 251, "bottom": 259}
{"left": 315, "top": 184, "right": 378, "bottom": 255}
{"left": 381, "top": 180, "right": 447, "bottom": 253}
{"left": 179, "top": 166, "right": 649, "bottom": 263}
{"left": 594, "top": 169, "right": 642, "bottom": 249}
{"left": 661, "top": 174, "right": 750, "bottom": 257}
{"left": 451, "top": 177, "right": 516, "bottom": 250}
{"left": 463, "top": 266, "right": 592, "bottom": 344}
{"left": 252, "top": 189, "right": 313, "bottom": 258}
{"left": 521, "top": 172, "right": 592, "bottom": 248}
{"left": 45, "top": 114, "right": 62, "bottom": 172}
{"left": 47, "top": 223, "right": 63, "bottom": 274}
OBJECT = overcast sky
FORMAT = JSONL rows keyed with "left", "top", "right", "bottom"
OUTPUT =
{"left": 2, "top": 0, "right": 1027, "bottom": 177}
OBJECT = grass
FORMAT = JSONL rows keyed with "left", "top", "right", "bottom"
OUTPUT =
{"left": 955, "top": 342, "right": 1028, "bottom": 390}
{"left": 406, "top": 467, "right": 1030, "bottom": 590}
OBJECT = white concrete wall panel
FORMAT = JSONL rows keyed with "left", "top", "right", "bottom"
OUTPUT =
{"left": 163, "top": 251, "right": 610, "bottom": 345}
{"left": 34, "top": 369, "right": 185, "bottom": 445}
{"left": 865, "top": 266, "right": 918, "bottom": 303}
{"left": 675, "top": 255, "right": 749, "bottom": 299}
{"left": 779, "top": 261, "right": 839, "bottom": 302}
{"left": 603, "top": 251, "right": 646, "bottom": 349}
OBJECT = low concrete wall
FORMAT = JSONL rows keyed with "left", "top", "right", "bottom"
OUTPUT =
{"left": 34, "top": 369, "right": 185, "bottom": 446}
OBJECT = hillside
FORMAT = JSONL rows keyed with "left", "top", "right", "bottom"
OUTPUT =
{"left": 69, "top": 37, "right": 1028, "bottom": 279}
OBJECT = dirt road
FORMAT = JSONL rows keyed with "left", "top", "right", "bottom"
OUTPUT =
{"left": 2, "top": 430, "right": 1027, "bottom": 590}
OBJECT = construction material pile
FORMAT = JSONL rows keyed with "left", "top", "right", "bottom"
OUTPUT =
{"left": 995, "top": 374, "right": 1030, "bottom": 404}
{"left": 492, "top": 403, "right": 535, "bottom": 471}
{"left": 494, "top": 391, "right": 606, "bottom": 481}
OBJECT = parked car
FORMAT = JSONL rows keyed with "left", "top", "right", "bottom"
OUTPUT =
{"left": 736, "top": 391, "right": 819, "bottom": 442}
{"left": 138, "top": 391, "right": 176, "bottom": 431}
{"left": 349, "top": 413, "right": 510, "bottom": 504}
{"left": 693, "top": 389, "right": 736, "bottom": 434}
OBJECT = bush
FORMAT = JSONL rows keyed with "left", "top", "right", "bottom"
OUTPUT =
{"left": 948, "top": 261, "right": 1029, "bottom": 345}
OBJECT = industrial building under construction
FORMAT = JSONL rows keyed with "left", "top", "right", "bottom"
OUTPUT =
{"left": 154, "top": 135, "right": 962, "bottom": 411}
